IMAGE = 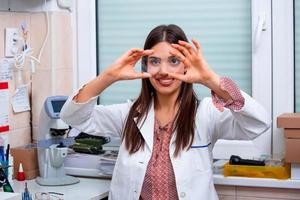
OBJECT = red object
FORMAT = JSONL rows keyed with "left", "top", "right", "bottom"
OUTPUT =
{"left": 0, "top": 82, "right": 9, "bottom": 133}
{"left": 0, "top": 126, "right": 9, "bottom": 132}
{"left": 0, "top": 82, "right": 8, "bottom": 89}
{"left": 17, "top": 163, "right": 25, "bottom": 181}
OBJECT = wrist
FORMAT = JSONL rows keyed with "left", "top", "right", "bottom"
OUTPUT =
{"left": 102, "top": 69, "right": 119, "bottom": 84}
{"left": 203, "top": 71, "right": 220, "bottom": 90}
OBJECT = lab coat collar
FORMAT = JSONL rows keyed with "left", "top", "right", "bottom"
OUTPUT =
{"left": 133, "top": 101, "right": 154, "bottom": 152}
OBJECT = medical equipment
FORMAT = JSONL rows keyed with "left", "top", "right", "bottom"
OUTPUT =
{"left": 36, "top": 96, "right": 79, "bottom": 186}
{"left": 64, "top": 134, "right": 119, "bottom": 178}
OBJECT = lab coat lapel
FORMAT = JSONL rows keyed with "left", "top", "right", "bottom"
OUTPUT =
{"left": 133, "top": 101, "right": 154, "bottom": 152}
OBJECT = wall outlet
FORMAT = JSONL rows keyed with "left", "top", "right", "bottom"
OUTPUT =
{"left": 5, "top": 28, "right": 19, "bottom": 58}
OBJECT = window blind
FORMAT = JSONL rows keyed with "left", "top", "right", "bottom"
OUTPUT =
{"left": 96, "top": 0, "right": 251, "bottom": 104}
{"left": 295, "top": 0, "right": 300, "bottom": 112}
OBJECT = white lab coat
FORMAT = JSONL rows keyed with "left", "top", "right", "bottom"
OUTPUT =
{"left": 60, "top": 91, "right": 271, "bottom": 200}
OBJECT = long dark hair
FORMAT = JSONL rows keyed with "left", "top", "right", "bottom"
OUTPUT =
{"left": 122, "top": 24, "right": 199, "bottom": 157}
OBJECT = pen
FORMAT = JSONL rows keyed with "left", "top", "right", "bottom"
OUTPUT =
{"left": 6, "top": 144, "right": 9, "bottom": 162}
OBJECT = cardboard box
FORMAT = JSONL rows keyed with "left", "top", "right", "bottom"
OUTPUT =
{"left": 277, "top": 113, "right": 300, "bottom": 164}
{"left": 277, "top": 113, "right": 300, "bottom": 128}
{"left": 285, "top": 137, "right": 300, "bottom": 163}
{"left": 10, "top": 146, "right": 39, "bottom": 180}
{"left": 284, "top": 129, "right": 300, "bottom": 138}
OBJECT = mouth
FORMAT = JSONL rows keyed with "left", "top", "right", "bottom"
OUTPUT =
{"left": 156, "top": 78, "right": 175, "bottom": 87}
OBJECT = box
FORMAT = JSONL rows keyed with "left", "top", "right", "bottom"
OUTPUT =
{"left": 277, "top": 113, "right": 300, "bottom": 163}
{"left": 284, "top": 129, "right": 300, "bottom": 138}
{"left": 10, "top": 146, "right": 39, "bottom": 180}
{"left": 277, "top": 113, "right": 300, "bottom": 128}
{"left": 223, "top": 162, "right": 291, "bottom": 180}
{"left": 285, "top": 137, "right": 300, "bottom": 163}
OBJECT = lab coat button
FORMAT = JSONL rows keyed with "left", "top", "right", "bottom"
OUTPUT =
{"left": 180, "top": 192, "right": 186, "bottom": 198}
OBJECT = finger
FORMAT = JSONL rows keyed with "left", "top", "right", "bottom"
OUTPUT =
{"left": 133, "top": 72, "right": 152, "bottom": 79}
{"left": 167, "top": 72, "right": 188, "bottom": 82}
{"left": 171, "top": 43, "right": 190, "bottom": 57}
{"left": 169, "top": 49, "right": 186, "bottom": 63}
{"left": 191, "top": 38, "right": 201, "bottom": 51}
{"left": 130, "top": 48, "right": 143, "bottom": 53}
{"left": 130, "top": 50, "right": 146, "bottom": 60}
{"left": 126, "top": 48, "right": 143, "bottom": 58}
{"left": 142, "top": 49, "right": 154, "bottom": 56}
{"left": 178, "top": 40, "right": 197, "bottom": 55}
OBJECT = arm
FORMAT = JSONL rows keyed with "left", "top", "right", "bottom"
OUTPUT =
{"left": 206, "top": 91, "right": 271, "bottom": 141}
{"left": 167, "top": 38, "right": 271, "bottom": 140}
{"left": 60, "top": 48, "right": 153, "bottom": 137}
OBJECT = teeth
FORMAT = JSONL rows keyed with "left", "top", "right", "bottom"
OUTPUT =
{"left": 158, "top": 79, "right": 173, "bottom": 84}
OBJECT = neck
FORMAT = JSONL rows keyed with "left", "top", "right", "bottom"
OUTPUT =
{"left": 154, "top": 90, "right": 179, "bottom": 113}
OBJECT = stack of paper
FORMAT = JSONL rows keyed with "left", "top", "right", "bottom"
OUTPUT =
{"left": 99, "top": 151, "right": 118, "bottom": 175}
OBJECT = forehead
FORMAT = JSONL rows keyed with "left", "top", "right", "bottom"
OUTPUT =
{"left": 150, "top": 42, "right": 173, "bottom": 58}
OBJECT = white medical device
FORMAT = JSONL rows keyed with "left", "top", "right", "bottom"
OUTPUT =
{"left": 36, "top": 96, "right": 79, "bottom": 186}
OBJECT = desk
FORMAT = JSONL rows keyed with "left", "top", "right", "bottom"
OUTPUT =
{"left": 2, "top": 175, "right": 299, "bottom": 200}
{"left": 11, "top": 178, "right": 111, "bottom": 200}
{"left": 0, "top": 192, "right": 21, "bottom": 200}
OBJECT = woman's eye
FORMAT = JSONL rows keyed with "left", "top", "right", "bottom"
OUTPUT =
{"left": 149, "top": 58, "right": 160, "bottom": 65}
{"left": 169, "top": 57, "right": 180, "bottom": 65}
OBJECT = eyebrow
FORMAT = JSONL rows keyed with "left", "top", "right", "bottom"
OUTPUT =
{"left": 148, "top": 56, "right": 160, "bottom": 59}
{"left": 148, "top": 56, "right": 178, "bottom": 59}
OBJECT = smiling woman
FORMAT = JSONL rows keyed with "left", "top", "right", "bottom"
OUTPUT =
{"left": 60, "top": 24, "right": 270, "bottom": 200}
{"left": 96, "top": 0, "right": 253, "bottom": 105}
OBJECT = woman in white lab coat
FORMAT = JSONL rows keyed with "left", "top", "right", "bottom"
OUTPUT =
{"left": 60, "top": 24, "right": 271, "bottom": 200}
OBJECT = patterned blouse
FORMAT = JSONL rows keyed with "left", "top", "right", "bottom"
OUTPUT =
{"left": 140, "top": 77, "right": 245, "bottom": 199}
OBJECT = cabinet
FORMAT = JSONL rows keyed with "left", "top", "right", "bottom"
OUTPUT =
{"left": 216, "top": 185, "right": 300, "bottom": 200}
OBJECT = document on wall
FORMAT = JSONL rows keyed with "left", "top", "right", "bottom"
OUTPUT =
{"left": 0, "top": 82, "right": 9, "bottom": 133}
{"left": 0, "top": 59, "right": 13, "bottom": 81}
{"left": 11, "top": 84, "right": 31, "bottom": 113}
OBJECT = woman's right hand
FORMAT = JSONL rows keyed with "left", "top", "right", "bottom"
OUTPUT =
{"left": 73, "top": 48, "right": 153, "bottom": 103}
{"left": 104, "top": 48, "right": 153, "bottom": 82}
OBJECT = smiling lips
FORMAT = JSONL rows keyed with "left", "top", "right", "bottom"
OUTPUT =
{"left": 156, "top": 78, "right": 175, "bottom": 87}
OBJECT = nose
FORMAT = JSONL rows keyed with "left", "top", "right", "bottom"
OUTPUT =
{"left": 158, "top": 63, "right": 168, "bottom": 75}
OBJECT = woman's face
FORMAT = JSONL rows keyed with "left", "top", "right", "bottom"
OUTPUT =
{"left": 146, "top": 42, "right": 185, "bottom": 96}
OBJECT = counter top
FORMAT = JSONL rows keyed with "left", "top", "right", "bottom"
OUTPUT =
{"left": 1, "top": 175, "right": 299, "bottom": 200}
{"left": 0, "top": 192, "right": 21, "bottom": 200}
{"left": 11, "top": 177, "right": 111, "bottom": 200}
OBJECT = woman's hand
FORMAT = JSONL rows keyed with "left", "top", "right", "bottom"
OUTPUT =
{"left": 169, "top": 39, "right": 233, "bottom": 102}
{"left": 73, "top": 48, "right": 153, "bottom": 103}
{"left": 168, "top": 39, "right": 219, "bottom": 87}
{"left": 104, "top": 48, "right": 153, "bottom": 82}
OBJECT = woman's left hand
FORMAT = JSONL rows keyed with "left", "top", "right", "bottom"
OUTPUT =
{"left": 168, "top": 38, "right": 219, "bottom": 87}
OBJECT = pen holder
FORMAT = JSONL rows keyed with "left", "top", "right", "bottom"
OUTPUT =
{"left": 0, "top": 159, "right": 9, "bottom": 177}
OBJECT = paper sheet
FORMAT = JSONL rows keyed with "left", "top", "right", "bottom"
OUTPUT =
{"left": 0, "top": 82, "right": 9, "bottom": 132}
{"left": 0, "top": 59, "right": 13, "bottom": 82}
{"left": 11, "top": 84, "right": 31, "bottom": 113}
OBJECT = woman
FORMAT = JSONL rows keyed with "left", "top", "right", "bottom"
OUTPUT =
{"left": 60, "top": 24, "right": 271, "bottom": 200}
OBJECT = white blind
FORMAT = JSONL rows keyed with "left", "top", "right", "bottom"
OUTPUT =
{"left": 96, "top": 0, "right": 251, "bottom": 104}
{"left": 295, "top": 0, "right": 300, "bottom": 112}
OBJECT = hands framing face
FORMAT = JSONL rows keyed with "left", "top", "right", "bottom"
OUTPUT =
{"left": 106, "top": 39, "right": 216, "bottom": 86}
